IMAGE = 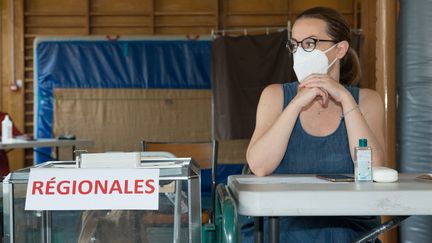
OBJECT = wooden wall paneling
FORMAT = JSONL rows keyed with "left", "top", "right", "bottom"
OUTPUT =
{"left": 1, "top": 0, "right": 12, "bottom": 114}
{"left": 1, "top": 0, "right": 10, "bottom": 111}
{"left": 376, "top": 0, "right": 397, "bottom": 175}
{"left": 90, "top": 0, "right": 153, "bottom": 35}
{"left": 287, "top": 0, "right": 294, "bottom": 24}
{"left": 154, "top": 0, "right": 216, "bottom": 35}
{"left": 85, "top": 0, "right": 90, "bottom": 35}
{"left": 91, "top": 15, "right": 152, "bottom": 35}
{"left": 13, "top": 0, "right": 25, "bottom": 170}
{"left": 25, "top": 0, "right": 86, "bottom": 12}
{"left": 156, "top": 0, "right": 215, "bottom": 12}
{"left": 25, "top": 15, "right": 86, "bottom": 28}
{"left": 24, "top": 0, "right": 88, "bottom": 36}
{"left": 214, "top": 0, "right": 219, "bottom": 30}
{"left": 360, "top": 0, "right": 376, "bottom": 90}
{"left": 219, "top": 0, "right": 226, "bottom": 30}
{"left": 152, "top": 1, "right": 225, "bottom": 35}
{"left": 225, "top": 13, "right": 290, "bottom": 28}
{"left": 375, "top": 0, "right": 397, "bottom": 243}
{"left": 155, "top": 14, "right": 215, "bottom": 27}
{"left": 1, "top": 0, "right": 25, "bottom": 170}
{"left": 26, "top": 27, "right": 86, "bottom": 36}
{"left": 150, "top": 0, "right": 155, "bottom": 34}
{"left": 91, "top": 0, "right": 146, "bottom": 12}
{"left": 224, "top": 0, "right": 289, "bottom": 30}
{"left": 291, "top": 0, "right": 354, "bottom": 14}
{"left": 23, "top": 33, "right": 34, "bottom": 165}
{"left": 290, "top": 0, "right": 356, "bottom": 28}
{"left": 14, "top": 0, "right": 24, "bottom": 133}
{"left": 218, "top": 0, "right": 357, "bottom": 33}
{"left": 353, "top": 0, "right": 359, "bottom": 29}
{"left": 225, "top": 0, "right": 289, "bottom": 12}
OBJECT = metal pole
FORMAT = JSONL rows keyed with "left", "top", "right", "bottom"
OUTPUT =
{"left": 173, "top": 181, "right": 181, "bottom": 243}
{"left": 269, "top": 216, "right": 279, "bottom": 243}
{"left": 352, "top": 216, "right": 409, "bottom": 243}
{"left": 254, "top": 217, "right": 264, "bottom": 243}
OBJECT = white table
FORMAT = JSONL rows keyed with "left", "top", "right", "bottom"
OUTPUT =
{"left": 0, "top": 138, "right": 92, "bottom": 150}
{"left": 228, "top": 174, "right": 432, "bottom": 242}
{"left": 0, "top": 138, "right": 93, "bottom": 161}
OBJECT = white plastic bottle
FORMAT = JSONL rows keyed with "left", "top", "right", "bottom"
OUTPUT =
{"left": 354, "top": 138, "right": 373, "bottom": 182}
{"left": 2, "top": 115, "right": 13, "bottom": 142}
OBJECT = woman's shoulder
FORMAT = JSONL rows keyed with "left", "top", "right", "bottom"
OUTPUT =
{"left": 263, "top": 83, "right": 283, "bottom": 91}
{"left": 359, "top": 88, "right": 382, "bottom": 103}
{"left": 261, "top": 82, "right": 298, "bottom": 108}
{"left": 261, "top": 83, "right": 283, "bottom": 100}
{"left": 358, "top": 88, "right": 384, "bottom": 111}
{"left": 262, "top": 82, "right": 297, "bottom": 97}
{"left": 259, "top": 84, "right": 285, "bottom": 107}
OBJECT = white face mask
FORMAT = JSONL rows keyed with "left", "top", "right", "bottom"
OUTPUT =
{"left": 293, "top": 44, "right": 338, "bottom": 82}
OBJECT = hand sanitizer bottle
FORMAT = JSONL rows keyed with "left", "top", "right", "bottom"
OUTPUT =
{"left": 2, "top": 115, "right": 13, "bottom": 142}
{"left": 354, "top": 138, "right": 373, "bottom": 182}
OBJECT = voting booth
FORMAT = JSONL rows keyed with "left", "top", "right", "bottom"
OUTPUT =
{"left": 2, "top": 157, "right": 201, "bottom": 243}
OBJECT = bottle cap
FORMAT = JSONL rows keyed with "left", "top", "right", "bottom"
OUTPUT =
{"left": 359, "top": 138, "right": 368, "bottom": 147}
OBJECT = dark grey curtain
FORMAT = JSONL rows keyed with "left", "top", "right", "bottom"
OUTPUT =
{"left": 398, "top": 0, "right": 432, "bottom": 242}
{"left": 212, "top": 30, "right": 294, "bottom": 139}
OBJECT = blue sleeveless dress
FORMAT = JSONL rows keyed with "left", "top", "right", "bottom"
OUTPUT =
{"left": 241, "top": 82, "right": 380, "bottom": 243}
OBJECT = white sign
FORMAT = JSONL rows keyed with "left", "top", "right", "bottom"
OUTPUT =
{"left": 25, "top": 168, "right": 159, "bottom": 210}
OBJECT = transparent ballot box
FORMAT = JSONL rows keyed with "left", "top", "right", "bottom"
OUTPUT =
{"left": 3, "top": 157, "right": 201, "bottom": 243}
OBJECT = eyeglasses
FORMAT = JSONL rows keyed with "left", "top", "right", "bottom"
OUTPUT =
{"left": 286, "top": 37, "right": 336, "bottom": 53}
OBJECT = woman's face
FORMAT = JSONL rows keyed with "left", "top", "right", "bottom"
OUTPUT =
{"left": 291, "top": 18, "right": 336, "bottom": 60}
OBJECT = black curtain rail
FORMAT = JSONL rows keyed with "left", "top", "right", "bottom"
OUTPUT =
{"left": 211, "top": 25, "right": 290, "bottom": 38}
{"left": 211, "top": 23, "right": 362, "bottom": 39}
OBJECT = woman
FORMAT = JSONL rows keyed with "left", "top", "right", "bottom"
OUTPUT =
{"left": 244, "top": 7, "right": 385, "bottom": 242}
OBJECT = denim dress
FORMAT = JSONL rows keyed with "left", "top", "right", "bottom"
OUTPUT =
{"left": 241, "top": 82, "right": 380, "bottom": 243}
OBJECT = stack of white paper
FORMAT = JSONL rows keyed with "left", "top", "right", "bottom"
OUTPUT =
{"left": 80, "top": 152, "right": 141, "bottom": 168}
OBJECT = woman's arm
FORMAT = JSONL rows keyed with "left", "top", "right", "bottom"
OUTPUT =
{"left": 299, "top": 74, "right": 386, "bottom": 166}
{"left": 246, "top": 84, "right": 298, "bottom": 176}
{"left": 342, "top": 89, "right": 386, "bottom": 166}
{"left": 247, "top": 83, "right": 328, "bottom": 176}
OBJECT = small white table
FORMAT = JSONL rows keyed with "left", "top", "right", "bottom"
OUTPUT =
{"left": 228, "top": 174, "right": 432, "bottom": 242}
{"left": 0, "top": 138, "right": 92, "bottom": 150}
{"left": 0, "top": 138, "right": 93, "bottom": 161}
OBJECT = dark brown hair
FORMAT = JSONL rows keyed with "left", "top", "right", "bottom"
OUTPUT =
{"left": 296, "top": 7, "right": 361, "bottom": 85}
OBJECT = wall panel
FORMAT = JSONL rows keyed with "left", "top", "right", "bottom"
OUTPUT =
{"left": 25, "top": 0, "right": 87, "bottom": 12}
{"left": 225, "top": 0, "right": 289, "bottom": 12}
{"left": 156, "top": 16, "right": 215, "bottom": 26}
{"left": 225, "top": 16, "right": 289, "bottom": 28}
{"left": 1, "top": 0, "right": 25, "bottom": 170}
{"left": 156, "top": 0, "right": 215, "bottom": 12}
{"left": 291, "top": 1, "right": 353, "bottom": 12}
{"left": 91, "top": 16, "right": 151, "bottom": 26}
{"left": 91, "top": 0, "right": 151, "bottom": 12}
